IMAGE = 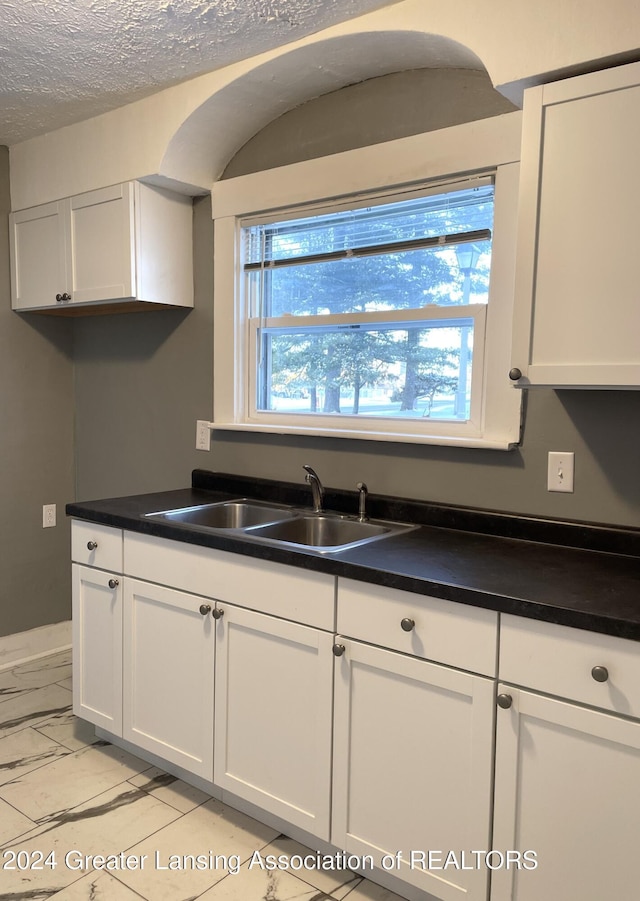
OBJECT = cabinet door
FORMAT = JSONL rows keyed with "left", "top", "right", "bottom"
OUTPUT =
{"left": 69, "top": 183, "right": 136, "bottom": 303}
{"left": 123, "top": 578, "right": 214, "bottom": 780}
{"left": 9, "top": 201, "right": 69, "bottom": 310}
{"left": 492, "top": 686, "right": 640, "bottom": 901}
{"left": 332, "top": 640, "right": 495, "bottom": 901}
{"left": 214, "top": 604, "right": 334, "bottom": 840}
{"left": 512, "top": 63, "right": 640, "bottom": 387}
{"left": 72, "top": 564, "right": 122, "bottom": 734}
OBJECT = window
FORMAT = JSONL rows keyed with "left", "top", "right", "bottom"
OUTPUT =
{"left": 212, "top": 116, "right": 522, "bottom": 448}
{"left": 245, "top": 182, "right": 492, "bottom": 425}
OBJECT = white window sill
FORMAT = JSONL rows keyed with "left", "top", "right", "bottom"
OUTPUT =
{"left": 210, "top": 421, "right": 517, "bottom": 450}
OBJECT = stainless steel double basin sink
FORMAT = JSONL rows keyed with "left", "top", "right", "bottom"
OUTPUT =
{"left": 144, "top": 499, "right": 414, "bottom": 553}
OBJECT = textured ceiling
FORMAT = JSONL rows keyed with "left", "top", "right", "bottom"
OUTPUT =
{"left": 0, "top": 0, "right": 403, "bottom": 145}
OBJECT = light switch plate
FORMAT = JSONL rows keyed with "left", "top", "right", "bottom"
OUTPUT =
{"left": 547, "top": 452, "right": 574, "bottom": 493}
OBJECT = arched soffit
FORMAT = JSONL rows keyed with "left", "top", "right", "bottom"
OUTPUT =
{"left": 158, "top": 29, "right": 486, "bottom": 191}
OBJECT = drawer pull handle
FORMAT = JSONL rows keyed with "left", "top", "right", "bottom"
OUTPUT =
{"left": 591, "top": 665, "right": 609, "bottom": 683}
{"left": 87, "top": 541, "right": 98, "bottom": 550}
{"left": 108, "top": 578, "right": 119, "bottom": 589}
{"left": 497, "top": 693, "right": 513, "bottom": 709}
{"left": 199, "top": 604, "right": 211, "bottom": 616}
{"left": 332, "top": 643, "right": 346, "bottom": 657}
{"left": 212, "top": 608, "right": 224, "bottom": 620}
{"left": 400, "top": 617, "right": 415, "bottom": 632}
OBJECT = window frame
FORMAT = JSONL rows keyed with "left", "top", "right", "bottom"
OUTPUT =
{"left": 212, "top": 113, "right": 523, "bottom": 449}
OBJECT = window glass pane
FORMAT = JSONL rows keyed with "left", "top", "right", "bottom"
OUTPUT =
{"left": 246, "top": 239, "right": 491, "bottom": 317}
{"left": 257, "top": 322, "right": 474, "bottom": 421}
{"left": 244, "top": 185, "right": 494, "bottom": 264}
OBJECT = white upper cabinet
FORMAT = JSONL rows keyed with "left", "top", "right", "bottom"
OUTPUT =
{"left": 511, "top": 62, "right": 640, "bottom": 388}
{"left": 10, "top": 181, "right": 193, "bottom": 314}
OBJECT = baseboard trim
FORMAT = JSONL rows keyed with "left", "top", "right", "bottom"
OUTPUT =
{"left": 0, "top": 621, "right": 72, "bottom": 671}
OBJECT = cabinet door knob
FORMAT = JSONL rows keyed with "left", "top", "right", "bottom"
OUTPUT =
{"left": 108, "top": 578, "right": 119, "bottom": 589}
{"left": 591, "top": 665, "right": 609, "bottom": 683}
{"left": 56, "top": 292, "right": 71, "bottom": 302}
{"left": 400, "top": 617, "right": 415, "bottom": 632}
{"left": 86, "top": 540, "right": 98, "bottom": 550}
{"left": 199, "top": 604, "right": 211, "bottom": 616}
{"left": 508, "top": 368, "right": 522, "bottom": 381}
{"left": 212, "top": 608, "right": 224, "bottom": 620}
{"left": 497, "top": 693, "right": 513, "bottom": 709}
{"left": 332, "top": 643, "right": 346, "bottom": 657}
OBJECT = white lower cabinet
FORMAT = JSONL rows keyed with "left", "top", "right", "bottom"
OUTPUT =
{"left": 214, "top": 603, "right": 334, "bottom": 839}
{"left": 120, "top": 530, "right": 336, "bottom": 841}
{"left": 333, "top": 578, "right": 499, "bottom": 901}
{"left": 492, "top": 687, "right": 640, "bottom": 901}
{"left": 332, "top": 639, "right": 495, "bottom": 901}
{"left": 122, "top": 578, "right": 215, "bottom": 780}
{"left": 493, "top": 614, "right": 640, "bottom": 901}
{"left": 71, "top": 522, "right": 640, "bottom": 901}
{"left": 72, "top": 563, "right": 123, "bottom": 734}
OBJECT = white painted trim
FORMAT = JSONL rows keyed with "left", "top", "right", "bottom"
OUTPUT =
{"left": 213, "top": 118, "right": 523, "bottom": 448}
{"left": 209, "top": 422, "right": 514, "bottom": 450}
{"left": 0, "top": 621, "right": 72, "bottom": 671}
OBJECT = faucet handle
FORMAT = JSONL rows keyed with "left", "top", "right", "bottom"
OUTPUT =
{"left": 356, "top": 482, "right": 369, "bottom": 522}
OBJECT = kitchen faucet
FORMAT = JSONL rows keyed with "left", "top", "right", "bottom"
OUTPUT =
{"left": 302, "top": 465, "right": 324, "bottom": 514}
{"left": 356, "top": 482, "right": 369, "bottom": 522}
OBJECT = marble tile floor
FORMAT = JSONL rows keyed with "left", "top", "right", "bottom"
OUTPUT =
{"left": 0, "top": 650, "right": 406, "bottom": 901}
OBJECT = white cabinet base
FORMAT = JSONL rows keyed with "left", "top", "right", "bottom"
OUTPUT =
{"left": 214, "top": 604, "right": 334, "bottom": 840}
{"left": 332, "top": 639, "right": 495, "bottom": 901}
{"left": 123, "top": 579, "right": 214, "bottom": 781}
{"left": 492, "top": 686, "right": 640, "bottom": 901}
{"left": 72, "top": 564, "right": 122, "bottom": 734}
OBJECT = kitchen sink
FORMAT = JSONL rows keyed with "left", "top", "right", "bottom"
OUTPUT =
{"left": 144, "top": 499, "right": 415, "bottom": 553}
{"left": 248, "top": 514, "right": 397, "bottom": 551}
{"left": 145, "top": 499, "right": 295, "bottom": 530}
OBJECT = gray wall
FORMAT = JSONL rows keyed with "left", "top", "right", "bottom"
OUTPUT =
{"left": 0, "top": 147, "right": 75, "bottom": 640}
{"left": 4, "top": 68, "right": 636, "bottom": 644}
{"left": 73, "top": 195, "right": 214, "bottom": 500}
{"left": 224, "top": 69, "right": 516, "bottom": 177}
{"left": 215, "top": 70, "right": 640, "bottom": 528}
{"left": 72, "top": 69, "right": 640, "bottom": 534}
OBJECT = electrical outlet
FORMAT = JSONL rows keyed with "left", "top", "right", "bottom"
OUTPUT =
{"left": 43, "top": 504, "right": 57, "bottom": 528}
{"left": 547, "top": 452, "right": 574, "bottom": 493}
{"left": 196, "top": 420, "right": 211, "bottom": 451}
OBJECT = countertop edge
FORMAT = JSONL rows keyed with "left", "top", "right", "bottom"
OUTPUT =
{"left": 66, "top": 483, "right": 640, "bottom": 643}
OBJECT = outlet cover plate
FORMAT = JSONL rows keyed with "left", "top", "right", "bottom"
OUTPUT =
{"left": 196, "top": 420, "right": 211, "bottom": 452}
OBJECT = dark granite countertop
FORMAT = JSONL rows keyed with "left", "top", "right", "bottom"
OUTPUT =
{"left": 66, "top": 470, "right": 640, "bottom": 642}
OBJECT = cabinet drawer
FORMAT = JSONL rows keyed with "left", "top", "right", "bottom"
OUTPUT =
{"left": 337, "top": 579, "right": 498, "bottom": 676}
{"left": 124, "top": 532, "right": 335, "bottom": 631}
{"left": 500, "top": 614, "right": 640, "bottom": 718}
{"left": 72, "top": 520, "right": 123, "bottom": 572}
